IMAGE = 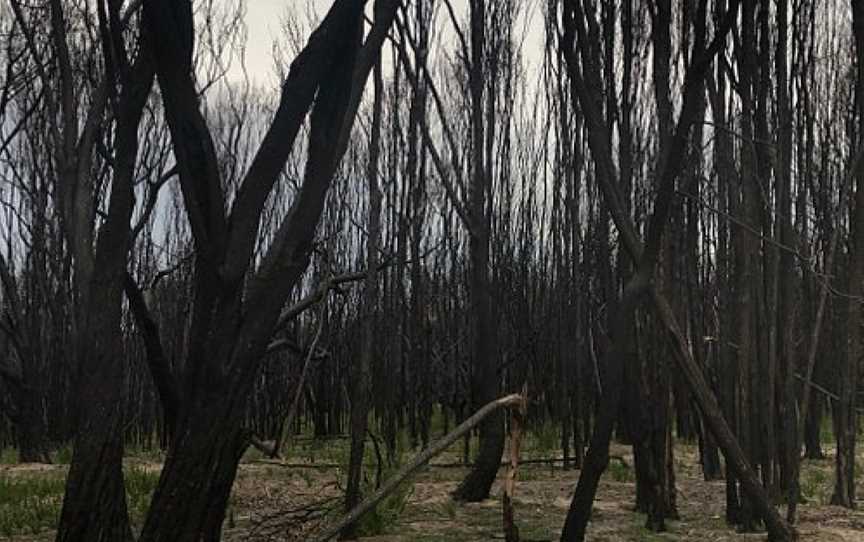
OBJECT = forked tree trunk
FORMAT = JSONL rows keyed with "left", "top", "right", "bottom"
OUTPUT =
{"left": 55, "top": 6, "right": 155, "bottom": 539}
{"left": 135, "top": 3, "right": 396, "bottom": 540}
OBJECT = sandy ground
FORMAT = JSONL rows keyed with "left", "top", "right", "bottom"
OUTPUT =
{"left": 224, "top": 441, "right": 864, "bottom": 541}
{"left": 3, "top": 441, "right": 864, "bottom": 541}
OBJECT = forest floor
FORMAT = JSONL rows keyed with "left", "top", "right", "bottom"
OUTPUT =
{"left": 2, "top": 434, "right": 864, "bottom": 541}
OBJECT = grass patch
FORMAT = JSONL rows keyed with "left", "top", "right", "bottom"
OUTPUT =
{"left": 240, "top": 444, "right": 267, "bottom": 464}
{"left": 528, "top": 422, "right": 561, "bottom": 456}
{"left": 607, "top": 458, "right": 634, "bottom": 482}
{"left": 54, "top": 444, "right": 73, "bottom": 465}
{"left": 350, "top": 445, "right": 414, "bottom": 537}
{"left": 125, "top": 465, "right": 161, "bottom": 523}
{"left": 0, "top": 465, "right": 161, "bottom": 536}
{"left": 125, "top": 444, "right": 166, "bottom": 464}
{"left": 800, "top": 464, "right": 830, "bottom": 504}
{"left": 0, "top": 448, "right": 18, "bottom": 465}
{"left": 0, "top": 473, "right": 65, "bottom": 536}
{"left": 353, "top": 477, "right": 413, "bottom": 537}
{"left": 626, "top": 514, "right": 671, "bottom": 541}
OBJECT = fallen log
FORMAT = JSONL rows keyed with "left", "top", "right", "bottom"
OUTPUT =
{"left": 313, "top": 393, "right": 526, "bottom": 542}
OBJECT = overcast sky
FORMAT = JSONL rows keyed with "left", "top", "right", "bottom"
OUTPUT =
{"left": 234, "top": 0, "right": 316, "bottom": 83}
{"left": 228, "top": 0, "right": 543, "bottom": 85}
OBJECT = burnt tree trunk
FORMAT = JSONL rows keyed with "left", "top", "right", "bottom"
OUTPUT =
{"left": 453, "top": 0, "right": 505, "bottom": 503}
{"left": 135, "top": 2, "right": 398, "bottom": 540}
{"left": 831, "top": 0, "right": 864, "bottom": 509}
{"left": 342, "top": 56, "right": 384, "bottom": 539}
{"left": 55, "top": 4, "right": 155, "bottom": 539}
{"left": 560, "top": 282, "right": 643, "bottom": 541}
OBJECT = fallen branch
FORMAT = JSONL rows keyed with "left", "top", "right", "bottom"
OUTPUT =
{"left": 313, "top": 393, "right": 526, "bottom": 542}
{"left": 251, "top": 494, "right": 341, "bottom": 540}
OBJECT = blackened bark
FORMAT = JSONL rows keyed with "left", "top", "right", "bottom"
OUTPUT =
{"left": 140, "top": 34, "right": 361, "bottom": 534}
{"left": 803, "top": 393, "right": 824, "bottom": 459}
{"left": 831, "top": 0, "right": 864, "bottom": 509}
{"left": 560, "top": 2, "right": 795, "bottom": 540}
{"left": 342, "top": 55, "right": 384, "bottom": 539}
{"left": 706, "top": 10, "right": 740, "bottom": 515}
{"left": 56, "top": 6, "right": 155, "bottom": 540}
{"left": 140, "top": 394, "right": 248, "bottom": 540}
{"left": 8, "top": 381, "right": 51, "bottom": 463}
{"left": 730, "top": 1, "right": 760, "bottom": 529}
{"left": 0, "top": 261, "right": 51, "bottom": 464}
{"left": 561, "top": 280, "right": 644, "bottom": 541}
{"left": 124, "top": 273, "right": 179, "bottom": 437}
{"left": 774, "top": 0, "right": 799, "bottom": 517}
{"left": 137, "top": 1, "right": 397, "bottom": 538}
{"left": 453, "top": 0, "right": 505, "bottom": 503}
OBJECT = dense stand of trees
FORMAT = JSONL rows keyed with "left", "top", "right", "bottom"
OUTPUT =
{"left": 0, "top": 1, "right": 862, "bottom": 541}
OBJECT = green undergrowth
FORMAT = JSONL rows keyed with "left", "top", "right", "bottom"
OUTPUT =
{"left": 125, "top": 466, "right": 161, "bottom": 521}
{"left": 352, "top": 467, "right": 414, "bottom": 537}
{"left": 0, "top": 465, "right": 160, "bottom": 537}
{"left": 800, "top": 464, "right": 830, "bottom": 504}
{"left": 628, "top": 518, "right": 674, "bottom": 542}
{"left": 332, "top": 441, "right": 414, "bottom": 537}
{"left": 0, "top": 448, "right": 18, "bottom": 464}
{"left": 53, "top": 444, "right": 73, "bottom": 465}
{"left": 607, "top": 457, "right": 634, "bottom": 482}
{"left": 0, "top": 473, "right": 65, "bottom": 535}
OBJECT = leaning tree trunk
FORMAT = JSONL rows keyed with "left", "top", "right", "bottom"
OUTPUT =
{"left": 558, "top": 2, "right": 795, "bottom": 539}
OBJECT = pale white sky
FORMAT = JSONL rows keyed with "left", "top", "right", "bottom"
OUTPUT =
{"left": 234, "top": 0, "right": 326, "bottom": 83}
{"left": 228, "top": 0, "right": 544, "bottom": 85}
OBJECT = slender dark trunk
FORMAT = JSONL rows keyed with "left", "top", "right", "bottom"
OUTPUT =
{"left": 831, "top": 0, "right": 864, "bottom": 510}
{"left": 560, "top": 280, "right": 644, "bottom": 541}
{"left": 453, "top": 0, "right": 504, "bottom": 502}
{"left": 803, "top": 393, "right": 824, "bottom": 459}
{"left": 342, "top": 56, "right": 384, "bottom": 539}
